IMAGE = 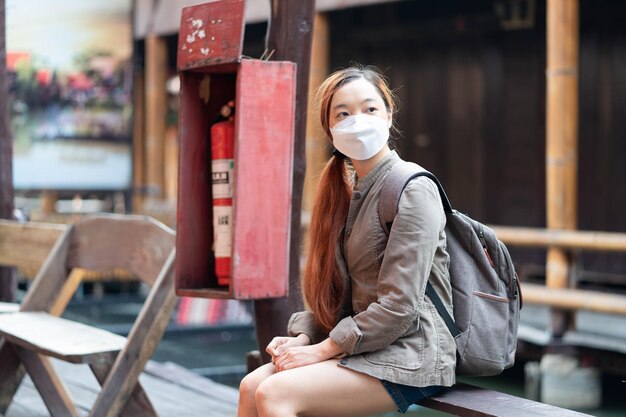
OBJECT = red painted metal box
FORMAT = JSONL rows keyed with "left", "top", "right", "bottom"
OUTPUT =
{"left": 175, "top": 0, "right": 296, "bottom": 299}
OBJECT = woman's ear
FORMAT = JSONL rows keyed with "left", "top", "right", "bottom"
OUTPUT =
{"left": 387, "top": 112, "right": 393, "bottom": 128}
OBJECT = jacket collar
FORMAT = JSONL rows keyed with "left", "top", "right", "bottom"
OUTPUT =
{"left": 354, "top": 150, "right": 400, "bottom": 192}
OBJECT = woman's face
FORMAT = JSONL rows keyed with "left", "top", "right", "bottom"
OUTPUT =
{"left": 328, "top": 78, "right": 392, "bottom": 129}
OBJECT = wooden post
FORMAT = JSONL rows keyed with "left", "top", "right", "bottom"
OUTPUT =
{"left": 0, "top": 0, "right": 16, "bottom": 302}
{"left": 546, "top": 0, "right": 579, "bottom": 335}
{"left": 302, "top": 12, "right": 330, "bottom": 246}
{"left": 144, "top": 35, "right": 167, "bottom": 199}
{"left": 40, "top": 191, "right": 58, "bottom": 218}
{"left": 133, "top": 68, "right": 146, "bottom": 212}
{"left": 0, "top": 0, "right": 11, "bottom": 220}
{"left": 164, "top": 125, "right": 178, "bottom": 202}
{"left": 254, "top": 0, "right": 316, "bottom": 362}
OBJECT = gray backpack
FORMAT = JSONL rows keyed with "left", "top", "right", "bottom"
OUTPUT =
{"left": 380, "top": 161, "right": 522, "bottom": 377}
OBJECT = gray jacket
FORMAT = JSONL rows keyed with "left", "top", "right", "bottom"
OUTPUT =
{"left": 288, "top": 151, "right": 456, "bottom": 387}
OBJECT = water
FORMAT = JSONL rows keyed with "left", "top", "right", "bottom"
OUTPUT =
{"left": 11, "top": 107, "right": 132, "bottom": 190}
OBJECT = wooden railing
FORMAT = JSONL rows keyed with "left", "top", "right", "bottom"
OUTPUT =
{"left": 492, "top": 226, "right": 626, "bottom": 252}
{"left": 491, "top": 225, "right": 626, "bottom": 317}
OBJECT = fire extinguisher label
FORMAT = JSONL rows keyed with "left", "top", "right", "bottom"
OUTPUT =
{"left": 213, "top": 205, "right": 232, "bottom": 258}
{"left": 212, "top": 159, "right": 234, "bottom": 199}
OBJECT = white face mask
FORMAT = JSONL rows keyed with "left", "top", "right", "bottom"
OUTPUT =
{"left": 330, "top": 114, "right": 390, "bottom": 161}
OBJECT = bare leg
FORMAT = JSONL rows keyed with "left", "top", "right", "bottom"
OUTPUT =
{"left": 255, "top": 359, "right": 396, "bottom": 417}
{"left": 238, "top": 363, "right": 276, "bottom": 417}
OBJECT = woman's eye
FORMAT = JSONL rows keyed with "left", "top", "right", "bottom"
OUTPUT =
{"left": 366, "top": 107, "right": 378, "bottom": 113}
{"left": 336, "top": 111, "right": 349, "bottom": 118}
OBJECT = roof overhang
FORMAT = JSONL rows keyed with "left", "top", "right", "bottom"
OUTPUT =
{"left": 134, "top": 0, "right": 402, "bottom": 39}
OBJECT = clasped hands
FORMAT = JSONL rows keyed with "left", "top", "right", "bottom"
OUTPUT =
{"left": 266, "top": 334, "right": 343, "bottom": 372}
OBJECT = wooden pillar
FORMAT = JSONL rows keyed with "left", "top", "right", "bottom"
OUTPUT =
{"left": 0, "top": 0, "right": 16, "bottom": 302}
{"left": 144, "top": 35, "right": 168, "bottom": 199}
{"left": 0, "top": 0, "right": 11, "bottom": 221}
{"left": 133, "top": 68, "right": 146, "bottom": 212}
{"left": 546, "top": 0, "right": 579, "bottom": 335}
{"left": 254, "top": 0, "right": 315, "bottom": 362}
{"left": 164, "top": 125, "right": 178, "bottom": 202}
{"left": 40, "top": 191, "right": 58, "bottom": 218}
{"left": 302, "top": 13, "right": 330, "bottom": 249}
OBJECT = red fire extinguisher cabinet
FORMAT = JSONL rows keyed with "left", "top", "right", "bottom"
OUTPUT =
{"left": 175, "top": 0, "right": 296, "bottom": 300}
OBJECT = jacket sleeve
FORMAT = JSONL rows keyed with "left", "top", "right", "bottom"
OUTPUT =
{"left": 287, "top": 310, "right": 328, "bottom": 344}
{"left": 328, "top": 177, "right": 445, "bottom": 355}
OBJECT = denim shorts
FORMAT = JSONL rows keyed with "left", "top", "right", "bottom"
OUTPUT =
{"left": 380, "top": 380, "right": 442, "bottom": 413}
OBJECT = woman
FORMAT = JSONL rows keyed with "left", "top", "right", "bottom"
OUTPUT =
{"left": 238, "top": 66, "right": 456, "bottom": 417}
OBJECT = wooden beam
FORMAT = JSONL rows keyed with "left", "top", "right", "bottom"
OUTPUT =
{"left": 89, "top": 250, "right": 175, "bottom": 417}
{"left": 49, "top": 268, "right": 86, "bottom": 317}
{"left": 40, "top": 191, "right": 58, "bottom": 218}
{"left": 302, "top": 12, "right": 330, "bottom": 258}
{"left": 0, "top": 220, "right": 67, "bottom": 277}
{"left": 0, "top": 225, "right": 73, "bottom": 412}
{"left": 522, "top": 283, "right": 626, "bottom": 316}
{"left": 0, "top": 0, "right": 12, "bottom": 222}
{"left": 546, "top": 0, "right": 579, "bottom": 284}
{"left": 145, "top": 35, "right": 168, "bottom": 199}
{"left": 253, "top": 0, "right": 315, "bottom": 363}
{"left": 490, "top": 226, "right": 626, "bottom": 252}
{"left": 546, "top": 0, "right": 580, "bottom": 336}
{"left": 0, "top": 341, "right": 24, "bottom": 414}
{"left": 19, "top": 225, "right": 73, "bottom": 311}
{"left": 133, "top": 68, "right": 146, "bottom": 211}
{"left": 164, "top": 125, "right": 178, "bottom": 202}
{"left": 0, "top": 0, "right": 16, "bottom": 303}
{"left": 15, "top": 348, "right": 79, "bottom": 417}
{"left": 89, "top": 353, "right": 157, "bottom": 417}
{"left": 303, "top": 13, "right": 330, "bottom": 217}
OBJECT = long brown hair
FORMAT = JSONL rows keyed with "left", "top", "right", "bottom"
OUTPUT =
{"left": 303, "top": 66, "right": 396, "bottom": 332}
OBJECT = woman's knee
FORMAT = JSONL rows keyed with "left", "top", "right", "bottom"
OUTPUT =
{"left": 239, "top": 367, "right": 267, "bottom": 401}
{"left": 255, "top": 377, "right": 295, "bottom": 417}
{"left": 254, "top": 378, "right": 276, "bottom": 409}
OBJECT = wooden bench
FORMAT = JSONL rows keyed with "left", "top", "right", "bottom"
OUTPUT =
{"left": 0, "top": 312, "right": 127, "bottom": 363}
{"left": 0, "top": 219, "right": 66, "bottom": 279}
{"left": 421, "top": 383, "right": 592, "bottom": 416}
{"left": 0, "top": 312, "right": 131, "bottom": 417}
{"left": 0, "top": 215, "right": 176, "bottom": 417}
{"left": 0, "top": 217, "right": 139, "bottom": 302}
{"left": 246, "top": 351, "right": 592, "bottom": 417}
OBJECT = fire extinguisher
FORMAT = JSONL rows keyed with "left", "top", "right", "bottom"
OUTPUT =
{"left": 211, "top": 101, "right": 235, "bottom": 286}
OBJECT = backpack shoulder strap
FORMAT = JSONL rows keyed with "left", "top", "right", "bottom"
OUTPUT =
{"left": 426, "top": 281, "right": 461, "bottom": 338}
{"left": 379, "top": 161, "right": 453, "bottom": 234}
{"left": 379, "top": 161, "right": 461, "bottom": 339}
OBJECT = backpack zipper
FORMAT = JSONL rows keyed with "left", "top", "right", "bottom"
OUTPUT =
{"left": 513, "top": 272, "right": 522, "bottom": 308}
{"left": 478, "top": 226, "right": 495, "bottom": 268}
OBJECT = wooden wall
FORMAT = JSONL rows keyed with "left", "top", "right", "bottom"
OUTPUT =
{"left": 327, "top": 0, "right": 626, "bottom": 286}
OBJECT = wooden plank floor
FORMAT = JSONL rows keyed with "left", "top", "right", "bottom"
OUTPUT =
{"left": 5, "top": 359, "right": 239, "bottom": 417}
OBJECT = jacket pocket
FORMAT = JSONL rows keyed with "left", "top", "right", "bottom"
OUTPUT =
{"left": 363, "top": 329, "right": 424, "bottom": 371}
